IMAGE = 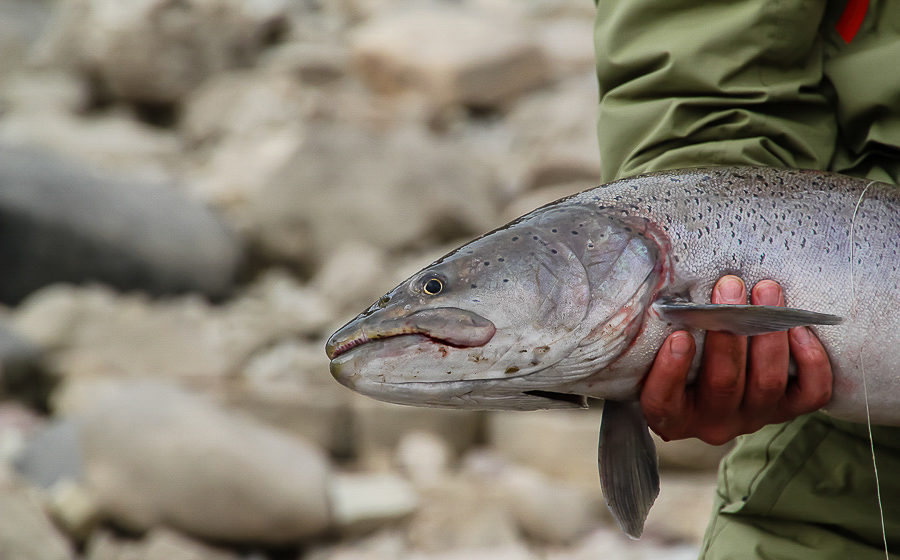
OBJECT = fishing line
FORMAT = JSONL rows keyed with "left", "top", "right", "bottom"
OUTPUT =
{"left": 850, "top": 180, "right": 888, "bottom": 559}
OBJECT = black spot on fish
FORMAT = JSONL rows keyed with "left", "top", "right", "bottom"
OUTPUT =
{"left": 498, "top": 257, "right": 505, "bottom": 262}
{"left": 505, "top": 366, "right": 520, "bottom": 374}
{"left": 503, "top": 279, "right": 509, "bottom": 282}
{"left": 471, "top": 284, "right": 477, "bottom": 288}
{"left": 571, "top": 231, "right": 579, "bottom": 235}
{"left": 533, "top": 236, "right": 539, "bottom": 240}
{"left": 552, "top": 229, "right": 558, "bottom": 233}
{"left": 551, "top": 249, "right": 558, "bottom": 254}
{"left": 484, "top": 261, "right": 490, "bottom": 266}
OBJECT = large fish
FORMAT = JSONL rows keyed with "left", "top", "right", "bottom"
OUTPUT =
{"left": 325, "top": 167, "right": 900, "bottom": 538}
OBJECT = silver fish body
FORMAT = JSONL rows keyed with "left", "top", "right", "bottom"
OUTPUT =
{"left": 326, "top": 167, "right": 900, "bottom": 537}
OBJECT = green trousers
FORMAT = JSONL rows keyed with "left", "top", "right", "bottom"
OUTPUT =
{"left": 701, "top": 414, "right": 900, "bottom": 559}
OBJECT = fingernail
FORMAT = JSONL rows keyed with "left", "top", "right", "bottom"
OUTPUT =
{"left": 792, "top": 326, "right": 811, "bottom": 344}
{"left": 755, "top": 281, "right": 781, "bottom": 305}
{"left": 670, "top": 333, "right": 691, "bottom": 357}
{"left": 716, "top": 277, "right": 744, "bottom": 303}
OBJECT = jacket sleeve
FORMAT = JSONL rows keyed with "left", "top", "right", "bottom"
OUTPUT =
{"left": 594, "top": 0, "right": 837, "bottom": 181}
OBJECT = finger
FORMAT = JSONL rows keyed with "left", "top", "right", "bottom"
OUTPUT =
{"left": 780, "top": 326, "right": 833, "bottom": 417}
{"left": 641, "top": 331, "right": 696, "bottom": 440}
{"left": 743, "top": 280, "right": 790, "bottom": 415}
{"left": 696, "top": 276, "right": 748, "bottom": 417}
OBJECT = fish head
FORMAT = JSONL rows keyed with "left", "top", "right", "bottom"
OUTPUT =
{"left": 326, "top": 205, "right": 662, "bottom": 410}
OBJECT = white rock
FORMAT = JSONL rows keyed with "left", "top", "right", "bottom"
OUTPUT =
{"left": 73, "top": 379, "right": 332, "bottom": 543}
{"left": 406, "top": 477, "right": 520, "bottom": 551}
{"left": 351, "top": 6, "right": 549, "bottom": 107}
{"left": 312, "top": 241, "right": 392, "bottom": 315}
{"left": 86, "top": 527, "right": 241, "bottom": 560}
{"left": 352, "top": 397, "right": 481, "bottom": 471}
{"left": 642, "top": 473, "right": 717, "bottom": 545}
{"left": 406, "top": 544, "right": 538, "bottom": 560}
{"left": 486, "top": 409, "right": 603, "bottom": 487}
{"left": 501, "top": 465, "right": 605, "bottom": 545}
{"left": 252, "top": 123, "right": 501, "bottom": 266}
{"left": 394, "top": 431, "right": 453, "bottom": 487}
{"left": 328, "top": 472, "right": 419, "bottom": 533}
{"left": 35, "top": 0, "right": 290, "bottom": 104}
{"left": 0, "top": 71, "right": 90, "bottom": 114}
{"left": 0, "top": 472, "right": 75, "bottom": 560}
{"left": 534, "top": 18, "right": 597, "bottom": 78}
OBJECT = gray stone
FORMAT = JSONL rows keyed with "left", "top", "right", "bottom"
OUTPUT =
{"left": 252, "top": 122, "right": 501, "bottom": 267}
{"left": 327, "top": 472, "right": 419, "bottom": 534}
{"left": 0, "top": 469, "right": 75, "bottom": 560}
{"left": 0, "top": 317, "right": 54, "bottom": 409}
{"left": 394, "top": 431, "right": 452, "bottom": 487}
{"left": 350, "top": 6, "right": 549, "bottom": 107}
{"left": 13, "top": 419, "right": 83, "bottom": 489}
{"left": 72, "top": 379, "right": 332, "bottom": 543}
{"left": 34, "top": 0, "right": 291, "bottom": 104}
{"left": 86, "top": 527, "right": 241, "bottom": 560}
{"left": 406, "top": 477, "right": 519, "bottom": 552}
{"left": 485, "top": 409, "right": 603, "bottom": 487}
{"left": 0, "top": 146, "right": 241, "bottom": 303}
{"left": 352, "top": 397, "right": 481, "bottom": 471}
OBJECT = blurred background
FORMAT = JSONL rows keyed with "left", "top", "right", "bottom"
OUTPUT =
{"left": 0, "top": 0, "right": 729, "bottom": 559}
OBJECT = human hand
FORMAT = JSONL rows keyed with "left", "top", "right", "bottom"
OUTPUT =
{"left": 640, "top": 276, "right": 833, "bottom": 445}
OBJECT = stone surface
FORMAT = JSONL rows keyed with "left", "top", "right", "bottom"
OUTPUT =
{"left": 0, "top": 146, "right": 241, "bottom": 304}
{"left": 0, "top": 470, "right": 75, "bottom": 560}
{"left": 328, "top": 472, "right": 419, "bottom": 534}
{"left": 351, "top": 7, "right": 549, "bottom": 107}
{"left": 251, "top": 122, "right": 501, "bottom": 266}
{"left": 12, "top": 419, "right": 83, "bottom": 489}
{"left": 86, "top": 527, "right": 241, "bottom": 560}
{"left": 35, "top": 0, "right": 291, "bottom": 104}
{"left": 642, "top": 474, "right": 717, "bottom": 545}
{"left": 394, "top": 431, "right": 453, "bottom": 487}
{"left": 71, "top": 379, "right": 332, "bottom": 543}
{"left": 14, "top": 271, "right": 332, "bottom": 384}
{"left": 486, "top": 409, "right": 603, "bottom": 488}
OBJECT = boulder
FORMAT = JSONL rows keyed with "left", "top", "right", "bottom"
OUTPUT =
{"left": 86, "top": 527, "right": 241, "bottom": 560}
{"left": 70, "top": 379, "right": 332, "bottom": 544}
{"left": 350, "top": 6, "right": 549, "bottom": 108}
{"left": 251, "top": 122, "right": 501, "bottom": 267}
{"left": 0, "top": 146, "right": 241, "bottom": 303}
{"left": 34, "top": 0, "right": 291, "bottom": 104}
{"left": 0, "top": 467, "right": 75, "bottom": 560}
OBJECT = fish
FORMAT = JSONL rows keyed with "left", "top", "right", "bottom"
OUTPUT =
{"left": 325, "top": 166, "right": 900, "bottom": 538}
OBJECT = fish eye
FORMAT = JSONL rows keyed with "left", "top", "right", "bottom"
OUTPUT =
{"left": 423, "top": 278, "right": 443, "bottom": 295}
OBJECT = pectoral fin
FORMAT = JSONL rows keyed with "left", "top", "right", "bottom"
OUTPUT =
{"left": 655, "top": 302, "right": 842, "bottom": 336}
{"left": 599, "top": 400, "right": 659, "bottom": 539}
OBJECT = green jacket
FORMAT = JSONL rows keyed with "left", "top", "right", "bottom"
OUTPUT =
{"left": 594, "top": 1, "right": 900, "bottom": 558}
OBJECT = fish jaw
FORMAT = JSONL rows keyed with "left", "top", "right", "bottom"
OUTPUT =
{"left": 325, "top": 307, "right": 497, "bottom": 360}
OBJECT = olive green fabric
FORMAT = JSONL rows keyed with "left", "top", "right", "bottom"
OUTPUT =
{"left": 594, "top": 0, "right": 900, "bottom": 558}
{"left": 701, "top": 414, "right": 900, "bottom": 559}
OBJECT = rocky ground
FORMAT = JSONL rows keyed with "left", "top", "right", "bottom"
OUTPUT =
{"left": 0, "top": 0, "right": 731, "bottom": 559}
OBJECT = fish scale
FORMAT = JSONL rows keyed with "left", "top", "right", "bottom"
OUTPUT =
{"left": 326, "top": 166, "right": 900, "bottom": 538}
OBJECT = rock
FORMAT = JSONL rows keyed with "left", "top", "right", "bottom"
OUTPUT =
{"left": 394, "top": 431, "right": 452, "bottom": 487}
{"left": 0, "top": 469, "right": 75, "bottom": 560}
{"left": 260, "top": 41, "right": 351, "bottom": 86}
{"left": 0, "top": 400, "right": 45, "bottom": 466}
{"left": 86, "top": 527, "right": 241, "bottom": 560}
{"left": 485, "top": 409, "right": 602, "bottom": 487}
{"left": 351, "top": 397, "right": 480, "bottom": 471}
{"left": 406, "top": 477, "right": 520, "bottom": 552}
{"left": 226, "top": 338, "right": 352, "bottom": 455}
{"left": 0, "top": 0, "right": 55, "bottom": 79}
{"left": 501, "top": 465, "right": 605, "bottom": 545}
{"left": 0, "top": 109, "right": 183, "bottom": 178}
{"left": 71, "top": 379, "right": 332, "bottom": 543}
{"left": 544, "top": 527, "right": 700, "bottom": 560}
{"left": 45, "top": 478, "right": 101, "bottom": 541}
{"left": 534, "top": 18, "right": 596, "bottom": 79}
{"left": 653, "top": 433, "right": 734, "bottom": 472}
{"left": 405, "top": 544, "right": 537, "bottom": 560}
{"left": 13, "top": 419, "right": 83, "bottom": 489}
{"left": 0, "top": 146, "right": 241, "bottom": 304}
{"left": 642, "top": 473, "right": 717, "bottom": 545}
{"left": 327, "top": 472, "right": 419, "bottom": 534}
{"left": 15, "top": 271, "right": 332, "bottom": 384}
{"left": 304, "top": 530, "right": 407, "bottom": 560}
{"left": 252, "top": 122, "right": 501, "bottom": 267}
{"left": 312, "top": 241, "right": 391, "bottom": 315}
{"left": 0, "top": 71, "right": 91, "bottom": 114}
{"left": 350, "top": 6, "right": 549, "bottom": 108}
{"left": 34, "top": 0, "right": 291, "bottom": 104}
{"left": 0, "top": 317, "right": 54, "bottom": 409}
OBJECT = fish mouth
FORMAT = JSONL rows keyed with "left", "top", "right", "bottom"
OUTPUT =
{"left": 325, "top": 307, "right": 497, "bottom": 360}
